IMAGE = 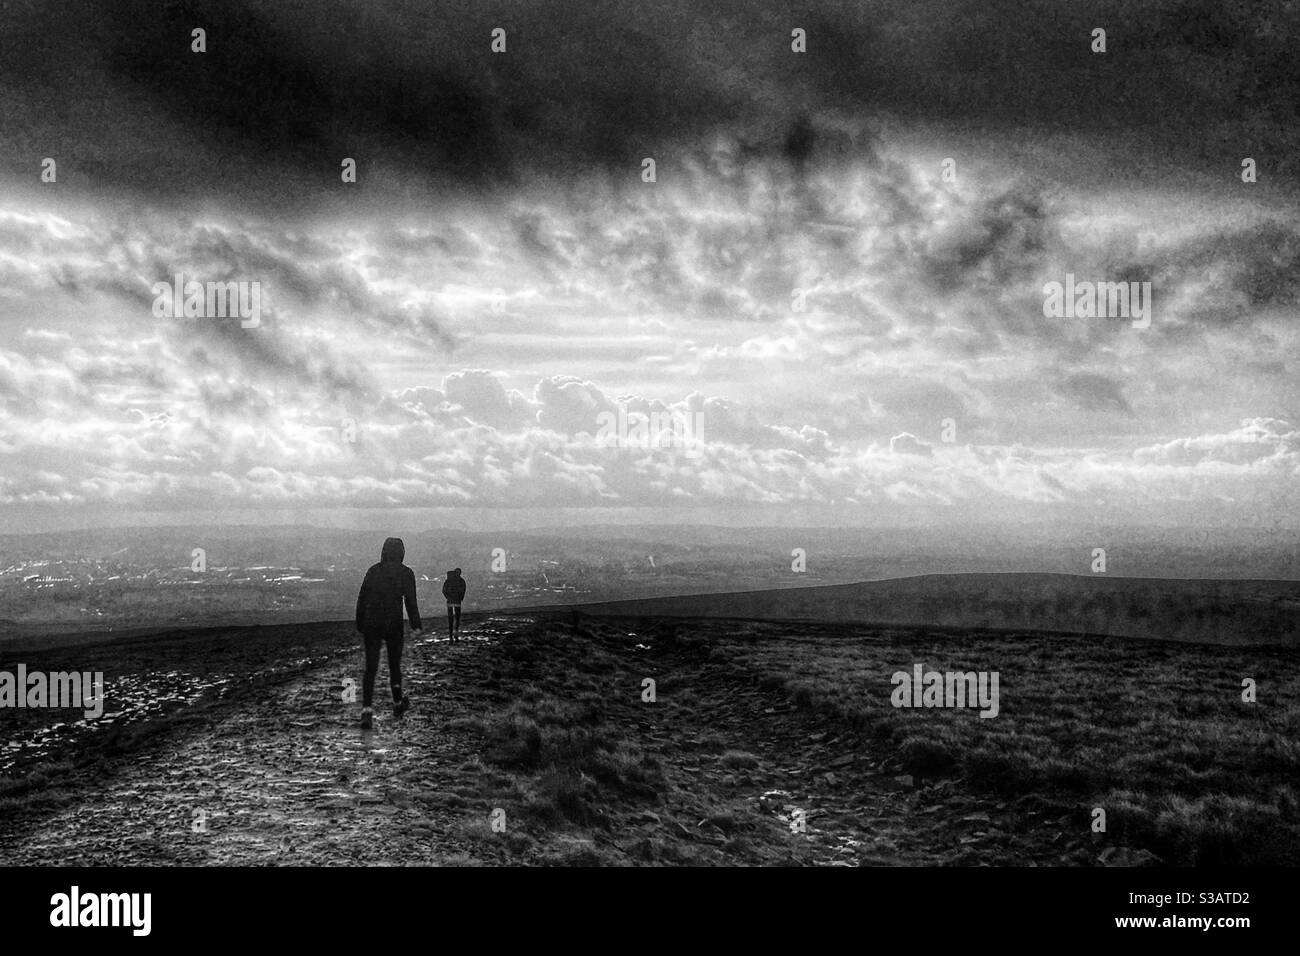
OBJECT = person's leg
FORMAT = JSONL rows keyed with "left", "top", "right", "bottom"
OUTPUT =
{"left": 385, "top": 626, "right": 405, "bottom": 704}
{"left": 447, "top": 603, "right": 455, "bottom": 641}
{"left": 361, "top": 630, "right": 381, "bottom": 727}
{"left": 453, "top": 604, "right": 462, "bottom": 639}
{"left": 388, "top": 626, "right": 411, "bottom": 717}
{"left": 362, "top": 631, "right": 382, "bottom": 707}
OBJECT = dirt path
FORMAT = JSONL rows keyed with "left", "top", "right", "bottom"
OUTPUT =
{"left": 0, "top": 620, "right": 532, "bottom": 865}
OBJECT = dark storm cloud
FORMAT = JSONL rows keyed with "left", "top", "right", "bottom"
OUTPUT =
{"left": 3, "top": 211, "right": 388, "bottom": 400}
{"left": 185, "top": 314, "right": 374, "bottom": 402}
{"left": 1087, "top": 218, "right": 1300, "bottom": 337}
{"left": 1056, "top": 372, "right": 1133, "bottom": 415}
{"left": 1169, "top": 221, "right": 1300, "bottom": 318}
{"left": 1, "top": 0, "right": 1296, "bottom": 205}
{"left": 921, "top": 190, "right": 1053, "bottom": 292}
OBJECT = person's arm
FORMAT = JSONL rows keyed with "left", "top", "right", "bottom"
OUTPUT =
{"left": 355, "top": 572, "right": 370, "bottom": 632}
{"left": 404, "top": 569, "right": 422, "bottom": 631}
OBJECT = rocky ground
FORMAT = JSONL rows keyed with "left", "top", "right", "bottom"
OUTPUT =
{"left": 2, "top": 614, "right": 1265, "bottom": 865}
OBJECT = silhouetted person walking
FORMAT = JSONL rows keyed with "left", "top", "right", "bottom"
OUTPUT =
{"left": 442, "top": 568, "right": 466, "bottom": 641}
{"left": 355, "top": 537, "right": 421, "bottom": 729}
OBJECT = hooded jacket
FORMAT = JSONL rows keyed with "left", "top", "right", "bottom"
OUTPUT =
{"left": 356, "top": 537, "right": 421, "bottom": 632}
{"left": 442, "top": 568, "right": 466, "bottom": 604}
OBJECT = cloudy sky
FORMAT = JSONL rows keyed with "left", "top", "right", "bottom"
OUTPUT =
{"left": 0, "top": 0, "right": 1297, "bottom": 533}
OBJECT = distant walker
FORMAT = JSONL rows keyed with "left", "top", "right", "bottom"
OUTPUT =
{"left": 442, "top": 568, "right": 467, "bottom": 642}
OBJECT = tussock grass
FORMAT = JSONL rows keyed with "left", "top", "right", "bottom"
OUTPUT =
{"left": 465, "top": 628, "right": 667, "bottom": 836}
{"left": 725, "top": 628, "right": 1300, "bottom": 865}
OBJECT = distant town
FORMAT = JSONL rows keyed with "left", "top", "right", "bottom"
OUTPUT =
{"left": 1, "top": 523, "right": 1295, "bottom": 641}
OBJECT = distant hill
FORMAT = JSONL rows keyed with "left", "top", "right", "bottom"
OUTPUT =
{"left": 561, "top": 573, "right": 1300, "bottom": 646}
